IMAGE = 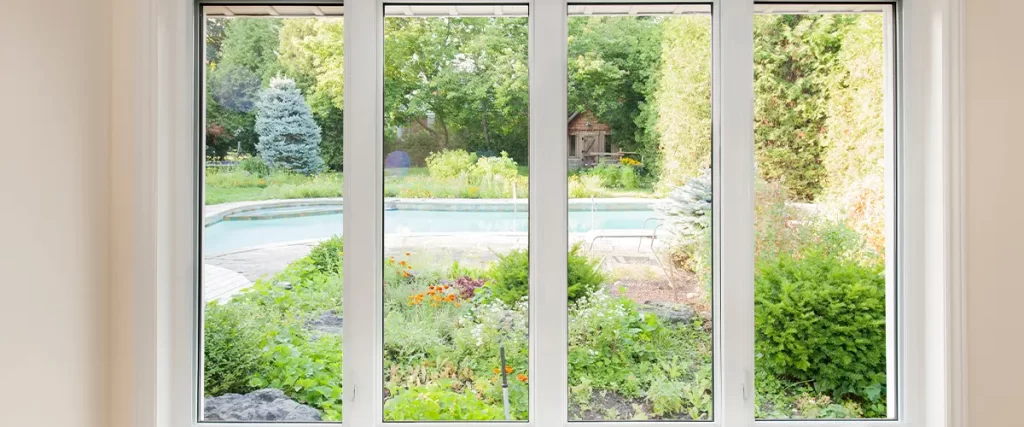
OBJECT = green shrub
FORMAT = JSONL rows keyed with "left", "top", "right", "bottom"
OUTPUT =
{"left": 590, "top": 163, "right": 621, "bottom": 188}
{"left": 384, "top": 383, "right": 505, "bottom": 421}
{"left": 308, "top": 236, "right": 344, "bottom": 274}
{"left": 471, "top": 151, "right": 519, "bottom": 182}
{"left": 647, "top": 377, "right": 687, "bottom": 417}
{"left": 203, "top": 302, "right": 271, "bottom": 396}
{"left": 755, "top": 248, "right": 886, "bottom": 404}
{"left": 239, "top": 156, "right": 270, "bottom": 177}
{"left": 426, "top": 149, "right": 478, "bottom": 179}
{"left": 249, "top": 327, "right": 344, "bottom": 421}
{"left": 487, "top": 243, "right": 605, "bottom": 305}
{"left": 618, "top": 165, "right": 639, "bottom": 189}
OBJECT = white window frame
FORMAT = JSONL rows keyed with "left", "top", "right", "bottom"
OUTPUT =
{"left": 112, "top": 0, "right": 967, "bottom": 426}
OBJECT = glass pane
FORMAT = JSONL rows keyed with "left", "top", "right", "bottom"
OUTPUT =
{"left": 566, "top": 4, "right": 713, "bottom": 422}
{"left": 201, "top": 9, "right": 346, "bottom": 423}
{"left": 753, "top": 4, "right": 893, "bottom": 419}
{"left": 382, "top": 5, "right": 530, "bottom": 422}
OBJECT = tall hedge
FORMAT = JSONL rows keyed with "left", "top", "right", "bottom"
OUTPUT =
{"left": 753, "top": 14, "right": 851, "bottom": 201}
{"left": 652, "top": 15, "right": 713, "bottom": 191}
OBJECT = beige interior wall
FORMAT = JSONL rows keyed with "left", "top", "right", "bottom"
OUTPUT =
{"left": 964, "top": 0, "right": 1024, "bottom": 425}
{"left": 0, "top": 1, "right": 111, "bottom": 427}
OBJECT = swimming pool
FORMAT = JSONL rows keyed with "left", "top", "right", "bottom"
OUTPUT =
{"left": 204, "top": 209, "right": 659, "bottom": 255}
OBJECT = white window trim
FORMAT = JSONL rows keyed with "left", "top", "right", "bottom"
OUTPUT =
{"left": 107, "top": 0, "right": 967, "bottom": 426}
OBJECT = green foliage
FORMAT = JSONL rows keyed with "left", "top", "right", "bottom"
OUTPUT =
{"left": 755, "top": 248, "right": 886, "bottom": 405}
{"left": 426, "top": 149, "right": 478, "bottom": 179}
{"left": 249, "top": 329, "right": 344, "bottom": 421}
{"left": 653, "top": 16, "right": 713, "bottom": 191}
{"left": 487, "top": 243, "right": 605, "bottom": 305}
{"left": 219, "top": 18, "right": 283, "bottom": 83}
{"left": 384, "top": 383, "right": 506, "bottom": 421}
{"left": 239, "top": 156, "right": 269, "bottom": 177}
{"left": 567, "top": 290, "right": 713, "bottom": 419}
{"left": 569, "top": 16, "right": 663, "bottom": 161}
{"left": 646, "top": 377, "right": 686, "bottom": 417}
{"left": 754, "top": 14, "right": 853, "bottom": 200}
{"left": 575, "top": 163, "right": 647, "bottom": 191}
{"left": 471, "top": 152, "right": 519, "bottom": 182}
{"left": 384, "top": 17, "right": 529, "bottom": 163}
{"left": 203, "top": 302, "right": 271, "bottom": 396}
{"left": 618, "top": 165, "right": 639, "bottom": 189}
{"left": 307, "top": 236, "right": 344, "bottom": 274}
{"left": 590, "top": 163, "right": 622, "bottom": 188}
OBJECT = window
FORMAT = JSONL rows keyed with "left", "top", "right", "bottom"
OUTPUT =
{"left": 753, "top": 4, "right": 896, "bottom": 420}
{"left": 192, "top": 1, "right": 911, "bottom": 426}
{"left": 199, "top": 4, "right": 346, "bottom": 423}
{"left": 382, "top": 5, "right": 530, "bottom": 421}
{"left": 566, "top": 4, "right": 713, "bottom": 421}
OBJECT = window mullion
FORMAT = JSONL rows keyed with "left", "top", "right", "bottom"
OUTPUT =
{"left": 718, "top": 0, "right": 755, "bottom": 426}
{"left": 343, "top": 0, "right": 383, "bottom": 425}
{"left": 530, "top": 0, "right": 569, "bottom": 425}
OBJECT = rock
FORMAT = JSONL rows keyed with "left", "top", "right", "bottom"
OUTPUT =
{"left": 640, "top": 301, "right": 697, "bottom": 325}
{"left": 308, "top": 310, "right": 344, "bottom": 336}
{"left": 204, "top": 389, "right": 322, "bottom": 422}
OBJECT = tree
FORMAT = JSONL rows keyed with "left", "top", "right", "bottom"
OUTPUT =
{"left": 209, "top": 63, "right": 261, "bottom": 113}
{"left": 220, "top": 18, "right": 283, "bottom": 83}
{"left": 652, "top": 15, "right": 713, "bottom": 191}
{"left": 279, "top": 18, "right": 346, "bottom": 171}
{"left": 255, "top": 78, "right": 325, "bottom": 175}
{"left": 568, "top": 16, "right": 662, "bottom": 158}
{"left": 382, "top": 17, "right": 530, "bottom": 163}
{"left": 753, "top": 14, "right": 851, "bottom": 201}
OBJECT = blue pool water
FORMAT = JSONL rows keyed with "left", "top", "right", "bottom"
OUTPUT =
{"left": 204, "top": 210, "right": 658, "bottom": 255}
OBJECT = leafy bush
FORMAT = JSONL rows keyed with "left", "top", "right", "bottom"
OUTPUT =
{"left": 594, "top": 163, "right": 622, "bottom": 188}
{"left": 239, "top": 155, "right": 270, "bottom": 177}
{"left": 618, "top": 165, "right": 639, "bottom": 189}
{"left": 755, "top": 248, "right": 886, "bottom": 404}
{"left": 426, "top": 149, "right": 478, "bottom": 179}
{"left": 471, "top": 151, "right": 519, "bottom": 182}
{"left": 203, "top": 302, "right": 271, "bottom": 396}
{"left": 487, "top": 243, "right": 605, "bottom": 305}
{"left": 569, "top": 291, "right": 658, "bottom": 397}
{"left": 384, "top": 383, "right": 505, "bottom": 421}
{"left": 249, "top": 328, "right": 344, "bottom": 421}
{"left": 307, "top": 236, "right": 344, "bottom": 274}
{"left": 647, "top": 377, "right": 686, "bottom": 417}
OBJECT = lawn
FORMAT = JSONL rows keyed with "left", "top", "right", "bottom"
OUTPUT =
{"left": 205, "top": 165, "right": 656, "bottom": 205}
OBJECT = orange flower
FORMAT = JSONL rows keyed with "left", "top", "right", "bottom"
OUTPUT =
{"left": 405, "top": 252, "right": 411, "bottom": 256}
{"left": 505, "top": 366, "right": 513, "bottom": 374}
{"left": 493, "top": 368, "right": 500, "bottom": 374}
{"left": 402, "top": 271, "right": 410, "bottom": 278}
{"left": 399, "top": 260, "right": 407, "bottom": 266}
{"left": 443, "top": 285, "right": 450, "bottom": 290}
{"left": 517, "top": 374, "right": 528, "bottom": 382}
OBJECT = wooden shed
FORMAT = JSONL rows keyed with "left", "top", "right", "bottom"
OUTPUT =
{"left": 567, "top": 111, "right": 620, "bottom": 168}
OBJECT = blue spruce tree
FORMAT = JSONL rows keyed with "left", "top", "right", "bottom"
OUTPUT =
{"left": 254, "top": 77, "right": 324, "bottom": 175}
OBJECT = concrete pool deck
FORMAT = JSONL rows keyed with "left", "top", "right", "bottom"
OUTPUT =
{"left": 205, "top": 197, "right": 658, "bottom": 225}
{"left": 203, "top": 197, "right": 666, "bottom": 302}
